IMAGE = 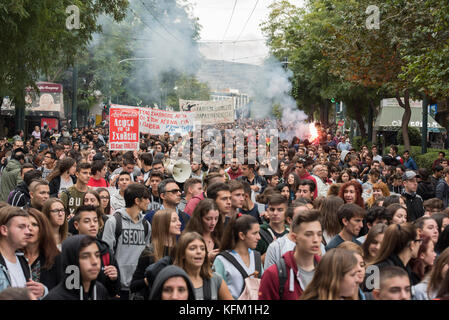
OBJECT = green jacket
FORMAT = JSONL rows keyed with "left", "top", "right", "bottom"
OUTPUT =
{"left": 255, "top": 222, "right": 290, "bottom": 255}
{"left": 0, "top": 159, "right": 22, "bottom": 202}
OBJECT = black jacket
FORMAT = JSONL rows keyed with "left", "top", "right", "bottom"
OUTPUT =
{"left": 49, "top": 175, "right": 77, "bottom": 198}
{"left": 96, "top": 239, "right": 121, "bottom": 297}
{"left": 402, "top": 191, "right": 425, "bottom": 222}
{"left": 7, "top": 181, "right": 30, "bottom": 207}
{"left": 417, "top": 181, "right": 435, "bottom": 201}
{"left": 375, "top": 253, "right": 420, "bottom": 286}
{"left": 30, "top": 254, "right": 63, "bottom": 291}
{"left": 44, "top": 235, "right": 109, "bottom": 300}
{"left": 130, "top": 245, "right": 171, "bottom": 300}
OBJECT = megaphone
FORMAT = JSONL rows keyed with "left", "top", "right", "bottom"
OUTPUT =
{"left": 163, "top": 158, "right": 192, "bottom": 183}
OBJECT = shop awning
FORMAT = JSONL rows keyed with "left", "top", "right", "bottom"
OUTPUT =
{"left": 375, "top": 106, "right": 446, "bottom": 133}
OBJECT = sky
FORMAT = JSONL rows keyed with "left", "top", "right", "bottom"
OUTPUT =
{"left": 191, "top": 0, "right": 305, "bottom": 65}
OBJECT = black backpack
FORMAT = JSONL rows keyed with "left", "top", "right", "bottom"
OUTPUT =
{"left": 113, "top": 212, "right": 150, "bottom": 252}
{"left": 217, "top": 250, "right": 262, "bottom": 296}
{"left": 259, "top": 228, "right": 274, "bottom": 246}
{"left": 275, "top": 257, "right": 288, "bottom": 299}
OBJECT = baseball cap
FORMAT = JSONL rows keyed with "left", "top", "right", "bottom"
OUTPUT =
{"left": 38, "top": 143, "right": 48, "bottom": 153}
{"left": 403, "top": 171, "right": 418, "bottom": 180}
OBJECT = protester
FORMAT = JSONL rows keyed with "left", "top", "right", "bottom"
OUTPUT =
{"left": 385, "top": 203, "right": 408, "bottom": 225}
{"left": 318, "top": 196, "right": 344, "bottom": 247}
{"left": 213, "top": 214, "right": 262, "bottom": 299}
{"left": 362, "top": 223, "right": 387, "bottom": 264}
{"left": 372, "top": 266, "right": 412, "bottom": 300}
{"left": 184, "top": 199, "right": 222, "bottom": 262}
{"left": 42, "top": 198, "right": 68, "bottom": 251}
{"left": 60, "top": 162, "right": 91, "bottom": 218}
{"left": 44, "top": 235, "right": 109, "bottom": 300}
{"left": 300, "top": 248, "right": 359, "bottom": 300}
{"left": 97, "top": 188, "right": 112, "bottom": 215}
{"left": 130, "top": 209, "right": 180, "bottom": 300}
{"left": 148, "top": 265, "right": 196, "bottom": 301}
{"left": 173, "top": 232, "right": 233, "bottom": 300}
{"left": 46, "top": 157, "right": 76, "bottom": 198}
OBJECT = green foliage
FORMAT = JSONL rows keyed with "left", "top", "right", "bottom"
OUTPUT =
{"left": 352, "top": 136, "right": 372, "bottom": 151}
{"left": 397, "top": 127, "right": 422, "bottom": 146}
{"left": 397, "top": 145, "right": 446, "bottom": 170}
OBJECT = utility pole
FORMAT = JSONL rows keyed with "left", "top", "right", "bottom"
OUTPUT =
{"left": 72, "top": 64, "right": 78, "bottom": 129}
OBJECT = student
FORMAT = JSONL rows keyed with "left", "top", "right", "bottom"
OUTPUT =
{"left": 300, "top": 248, "right": 359, "bottom": 300}
{"left": 206, "top": 182, "right": 232, "bottom": 225}
{"left": 259, "top": 210, "right": 322, "bottom": 300}
{"left": 130, "top": 209, "right": 180, "bottom": 300}
{"left": 414, "top": 216, "right": 439, "bottom": 244}
{"left": 173, "top": 232, "right": 233, "bottom": 300}
{"left": 87, "top": 160, "right": 109, "bottom": 188}
{"left": 413, "top": 247, "right": 449, "bottom": 300}
{"left": 337, "top": 241, "right": 367, "bottom": 300}
{"left": 148, "top": 265, "right": 196, "bottom": 300}
{"left": 435, "top": 227, "right": 449, "bottom": 255}
{"left": 23, "top": 208, "right": 62, "bottom": 292}
{"left": 295, "top": 179, "right": 316, "bottom": 201}
{"left": 146, "top": 171, "right": 163, "bottom": 211}
{"left": 423, "top": 198, "right": 444, "bottom": 216}
{"left": 264, "top": 202, "right": 311, "bottom": 269}
{"left": 256, "top": 194, "right": 290, "bottom": 263}
{"left": 46, "top": 157, "right": 76, "bottom": 198}
{"left": 372, "top": 266, "right": 412, "bottom": 300}
{"left": 228, "top": 180, "right": 245, "bottom": 218}
{"left": 110, "top": 172, "right": 131, "bottom": 213}
{"left": 27, "top": 179, "right": 50, "bottom": 211}
{"left": 385, "top": 203, "right": 408, "bottom": 225}
{"left": 184, "top": 199, "right": 223, "bottom": 262}
{"left": 60, "top": 162, "right": 92, "bottom": 219}
{"left": 44, "top": 235, "right": 109, "bottom": 300}
{"left": 0, "top": 148, "right": 25, "bottom": 202}
{"left": 357, "top": 206, "right": 388, "bottom": 244}
{"left": 97, "top": 188, "right": 112, "bottom": 215}
{"left": 240, "top": 181, "right": 262, "bottom": 223}
{"left": 238, "top": 163, "right": 267, "bottom": 202}
{"left": 371, "top": 223, "right": 421, "bottom": 287}
{"left": 102, "top": 183, "right": 152, "bottom": 300}
{"left": 184, "top": 173, "right": 224, "bottom": 216}
{"left": 365, "top": 182, "right": 390, "bottom": 208}
{"left": 178, "top": 178, "right": 203, "bottom": 213}
{"left": 8, "top": 169, "right": 42, "bottom": 207}
{"left": 42, "top": 198, "right": 68, "bottom": 251}
{"left": 293, "top": 158, "right": 317, "bottom": 199}
{"left": 39, "top": 151, "right": 57, "bottom": 180}
{"left": 402, "top": 170, "right": 425, "bottom": 222}
{"left": 213, "top": 214, "right": 262, "bottom": 299}
{"left": 325, "top": 203, "right": 366, "bottom": 251}
{"left": 338, "top": 181, "right": 365, "bottom": 208}
{"left": 409, "top": 236, "right": 436, "bottom": 284}
{"left": 362, "top": 223, "right": 387, "bottom": 264}
{"left": 144, "top": 178, "right": 190, "bottom": 231}
{"left": 436, "top": 167, "right": 449, "bottom": 208}
{"left": 73, "top": 205, "right": 120, "bottom": 298}
{"left": 319, "top": 196, "right": 344, "bottom": 246}
{"left": 0, "top": 206, "right": 46, "bottom": 298}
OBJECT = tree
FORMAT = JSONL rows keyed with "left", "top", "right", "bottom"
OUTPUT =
{"left": 0, "top": 0, "right": 128, "bottom": 132}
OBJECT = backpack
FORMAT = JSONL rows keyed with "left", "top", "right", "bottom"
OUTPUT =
{"left": 259, "top": 228, "right": 274, "bottom": 246}
{"left": 113, "top": 212, "right": 149, "bottom": 253}
{"left": 218, "top": 250, "right": 262, "bottom": 300}
{"left": 275, "top": 257, "right": 288, "bottom": 299}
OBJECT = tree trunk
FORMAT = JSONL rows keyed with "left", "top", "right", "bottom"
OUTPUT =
{"left": 354, "top": 104, "right": 367, "bottom": 137}
{"left": 396, "top": 89, "right": 411, "bottom": 151}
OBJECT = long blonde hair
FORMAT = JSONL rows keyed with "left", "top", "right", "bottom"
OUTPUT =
{"left": 301, "top": 248, "right": 358, "bottom": 300}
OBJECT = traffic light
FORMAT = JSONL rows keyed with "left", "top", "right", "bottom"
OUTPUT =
{"left": 103, "top": 103, "right": 110, "bottom": 115}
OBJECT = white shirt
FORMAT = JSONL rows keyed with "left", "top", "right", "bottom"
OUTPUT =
{"left": 4, "top": 257, "right": 27, "bottom": 288}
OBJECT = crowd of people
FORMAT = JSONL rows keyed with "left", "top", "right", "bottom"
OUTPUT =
{"left": 0, "top": 120, "right": 449, "bottom": 301}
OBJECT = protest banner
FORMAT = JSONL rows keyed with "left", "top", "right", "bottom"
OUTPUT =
{"left": 139, "top": 108, "right": 195, "bottom": 135}
{"left": 109, "top": 105, "right": 140, "bottom": 150}
{"left": 179, "top": 99, "right": 234, "bottom": 125}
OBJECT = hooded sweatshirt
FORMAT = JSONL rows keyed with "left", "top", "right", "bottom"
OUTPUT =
{"left": 0, "top": 159, "right": 22, "bottom": 202}
{"left": 258, "top": 250, "right": 321, "bottom": 300}
{"left": 7, "top": 181, "right": 30, "bottom": 207}
{"left": 148, "top": 265, "right": 196, "bottom": 300}
{"left": 44, "top": 235, "right": 109, "bottom": 300}
{"left": 101, "top": 208, "right": 151, "bottom": 291}
{"left": 110, "top": 192, "right": 126, "bottom": 213}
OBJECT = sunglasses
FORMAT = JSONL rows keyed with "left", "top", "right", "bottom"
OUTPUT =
{"left": 165, "top": 189, "right": 181, "bottom": 194}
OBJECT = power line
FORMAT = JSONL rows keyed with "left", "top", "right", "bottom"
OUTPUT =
{"left": 127, "top": 7, "right": 170, "bottom": 42}
{"left": 199, "top": 39, "right": 265, "bottom": 43}
{"left": 235, "top": 0, "right": 260, "bottom": 42}
{"left": 222, "top": 0, "right": 238, "bottom": 42}
{"left": 139, "top": 0, "right": 181, "bottom": 42}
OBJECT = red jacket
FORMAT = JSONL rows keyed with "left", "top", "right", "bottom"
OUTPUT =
{"left": 184, "top": 192, "right": 205, "bottom": 216}
{"left": 258, "top": 250, "right": 321, "bottom": 300}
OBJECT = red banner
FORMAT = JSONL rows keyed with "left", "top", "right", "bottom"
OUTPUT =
{"left": 41, "top": 118, "right": 59, "bottom": 130}
{"left": 109, "top": 105, "right": 140, "bottom": 150}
